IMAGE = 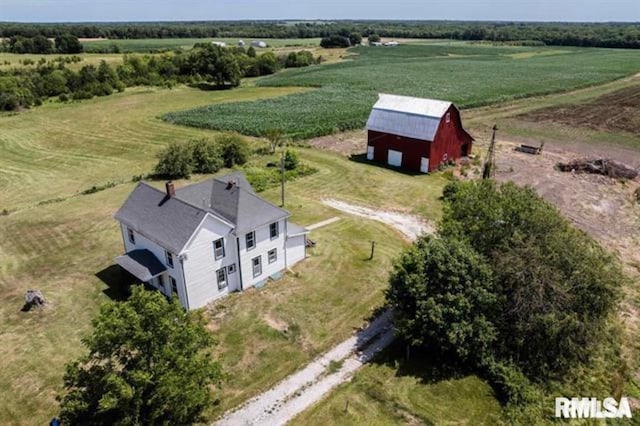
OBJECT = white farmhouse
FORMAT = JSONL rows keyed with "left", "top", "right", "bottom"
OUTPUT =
{"left": 114, "top": 172, "right": 308, "bottom": 310}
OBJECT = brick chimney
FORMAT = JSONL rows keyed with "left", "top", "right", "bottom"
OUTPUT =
{"left": 165, "top": 181, "right": 176, "bottom": 197}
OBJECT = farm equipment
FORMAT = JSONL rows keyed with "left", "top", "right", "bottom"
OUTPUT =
{"left": 515, "top": 141, "right": 545, "bottom": 155}
{"left": 305, "top": 238, "right": 317, "bottom": 248}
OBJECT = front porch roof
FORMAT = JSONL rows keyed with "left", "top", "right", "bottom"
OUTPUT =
{"left": 287, "top": 222, "right": 310, "bottom": 238}
{"left": 116, "top": 249, "right": 167, "bottom": 282}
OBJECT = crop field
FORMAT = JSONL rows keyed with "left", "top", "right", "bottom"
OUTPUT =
{"left": 165, "top": 44, "right": 640, "bottom": 139}
{"left": 82, "top": 37, "right": 323, "bottom": 52}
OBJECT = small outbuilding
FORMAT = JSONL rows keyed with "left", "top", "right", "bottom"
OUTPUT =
{"left": 251, "top": 40, "right": 267, "bottom": 48}
{"left": 365, "top": 94, "right": 474, "bottom": 173}
{"left": 211, "top": 41, "right": 227, "bottom": 47}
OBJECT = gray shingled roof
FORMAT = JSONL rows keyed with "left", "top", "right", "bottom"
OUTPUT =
{"left": 176, "top": 173, "right": 289, "bottom": 234}
{"left": 115, "top": 172, "right": 290, "bottom": 254}
{"left": 116, "top": 249, "right": 167, "bottom": 282}
{"left": 114, "top": 182, "right": 207, "bottom": 254}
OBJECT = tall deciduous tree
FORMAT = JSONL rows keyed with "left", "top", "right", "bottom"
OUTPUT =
{"left": 59, "top": 286, "right": 222, "bottom": 425}
{"left": 387, "top": 235, "right": 496, "bottom": 364}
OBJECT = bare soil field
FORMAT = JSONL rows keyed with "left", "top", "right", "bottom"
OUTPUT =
{"left": 520, "top": 85, "right": 640, "bottom": 135}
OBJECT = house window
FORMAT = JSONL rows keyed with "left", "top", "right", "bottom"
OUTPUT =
{"left": 270, "top": 222, "right": 279, "bottom": 240}
{"left": 157, "top": 275, "right": 165, "bottom": 291}
{"left": 216, "top": 268, "right": 228, "bottom": 290}
{"left": 228, "top": 263, "right": 236, "bottom": 274}
{"left": 268, "top": 248, "right": 277, "bottom": 264}
{"left": 165, "top": 250, "right": 174, "bottom": 268}
{"left": 246, "top": 231, "right": 256, "bottom": 250}
{"left": 127, "top": 227, "right": 135, "bottom": 244}
{"left": 252, "top": 256, "right": 262, "bottom": 278}
{"left": 169, "top": 276, "right": 178, "bottom": 296}
{"left": 445, "top": 112, "right": 451, "bottom": 123}
{"left": 213, "top": 238, "right": 225, "bottom": 260}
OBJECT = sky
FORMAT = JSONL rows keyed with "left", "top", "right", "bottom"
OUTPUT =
{"left": 1, "top": 0, "right": 639, "bottom": 23}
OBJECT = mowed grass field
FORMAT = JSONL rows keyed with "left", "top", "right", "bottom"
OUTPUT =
{"left": 0, "top": 85, "right": 307, "bottom": 212}
{"left": 0, "top": 82, "right": 456, "bottom": 423}
{"left": 0, "top": 52, "right": 124, "bottom": 70}
{"left": 166, "top": 43, "right": 640, "bottom": 139}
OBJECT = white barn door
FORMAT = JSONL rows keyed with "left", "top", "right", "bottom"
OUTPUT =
{"left": 420, "top": 157, "right": 430, "bottom": 173}
{"left": 387, "top": 149, "right": 402, "bottom": 167}
{"left": 367, "top": 146, "right": 374, "bottom": 160}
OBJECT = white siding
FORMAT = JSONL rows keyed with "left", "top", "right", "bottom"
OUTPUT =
{"left": 286, "top": 235, "right": 306, "bottom": 266}
{"left": 238, "top": 219, "right": 287, "bottom": 289}
{"left": 120, "top": 223, "right": 188, "bottom": 308}
{"left": 181, "top": 215, "right": 237, "bottom": 309}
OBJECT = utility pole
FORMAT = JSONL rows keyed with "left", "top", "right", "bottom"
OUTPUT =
{"left": 280, "top": 151, "right": 285, "bottom": 207}
{"left": 483, "top": 124, "right": 498, "bottom": 180}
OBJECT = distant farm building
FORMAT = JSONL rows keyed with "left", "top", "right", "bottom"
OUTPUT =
{"left": 370, "top": 41, "right": 382, "bottom": 46}
{"left": 383, "top": 41, "right": 399, "bottom": 46}
{"left": 238, "top": 40, "right": 246, "bottom": 47}
{"left": 366, "top": 94, "right": 474, "bottom": 173}
{"left": 211, "top": 41, "right": 227, "bottom": 47}
{"left": 251, "top": 40, "right": 267, "bottom": 48}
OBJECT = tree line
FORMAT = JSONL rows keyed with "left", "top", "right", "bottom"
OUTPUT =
{"left": 0, "top": 21, "right": 639, "bottom": 49}
{"left": 0, "top": 45, "right": 320, "bottom": 111}
{"left": 1, "top": 34, "right": 83, "bottom": 54}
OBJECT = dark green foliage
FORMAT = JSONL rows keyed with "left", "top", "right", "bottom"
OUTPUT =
{"left": 388, "top": 180, "right": 624, "bottom": 409}
{"left": 217, "top": 134, "right": 250, "bottom": 167}
{"left": 387, "top": 236, "right": 496, "bottom": 364}
{"left": 282, "top": 50, "right": 315, "bottom": 68}
{"left": 189, "top": 44, "right": 242, "bottom": 88}
{"left": 188, "top": 139, "right": 223, "bottom": 174}
{"left": 154, "top": 142, "right": 194, "bottom": 179}
{"left": 283, "top": 149, "right": 299, "bottom": 171}
{"left": 246, "top": 46, "right": 257, "bottom": 58}
{"left": 0, "top": 21, "right": 639, "bottom": 49}
{"left": 368, "top": 33, "right": 381, "bottom": 43}
{"left": 55, "top": 34, "right": 83, "bottom": 54}
{"left": 348, "top": 32, "right": 363, "bottom": 46}
{"left": 58, "top": 286, "right": 222, "bottom": 425}
{"left": 4, "top": 35, "right": 54, "bottom": 54}
{"left": 320, "top": 35, "right": 352, "bottom": 48}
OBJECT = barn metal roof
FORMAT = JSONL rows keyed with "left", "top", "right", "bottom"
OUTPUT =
{"left": 366, "top": 94, "right": 452, "bottom": 141}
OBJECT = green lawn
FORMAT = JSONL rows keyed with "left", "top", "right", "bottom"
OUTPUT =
{"left": 292, "top": 342, "right": 503, "bottom": 425}
{"left": 165, "top": 44, "right": 640, "bottom": 139}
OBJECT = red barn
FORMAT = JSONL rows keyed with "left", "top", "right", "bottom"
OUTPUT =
{"left": 365, "top": 94, "right": 474, "bottom": 173}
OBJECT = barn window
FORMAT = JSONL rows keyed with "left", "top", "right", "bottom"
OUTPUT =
{"left": 445, "top": 112, "right": 451, "bottom": 123}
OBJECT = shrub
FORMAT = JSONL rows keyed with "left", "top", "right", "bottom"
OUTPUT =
{"left": 155, "top": 142, "right": 194, "bottom": 179}
{"left": 320, "top": 35, "right": 351, "bottom": 48}
{"left": 283, "top": 149, "right": 299, "bottom": 170}
{"left": 188, "top": 138, "right": 223, "bottom": 174}
{"left": 217, "top": 134, "right": 250, "bottom": 167}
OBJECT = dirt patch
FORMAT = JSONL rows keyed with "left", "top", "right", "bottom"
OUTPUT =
{"left": 307, "top": 130, "right": 366, "bottom": 156}
{"left": 495, "top": 140, "right": 640, "bottom": 266}
{"left": 264, "top": 313, "right": 289, "bottom": 333}
{"left": 322, "top": 199, "right": 434, "bottom": 241}
{"left": 519, "top": 85, "right": 640, "bottom": 134}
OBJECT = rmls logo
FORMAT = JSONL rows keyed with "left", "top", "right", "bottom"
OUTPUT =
{"left": 555, "top": 397, "right": 632, "bottom": 419}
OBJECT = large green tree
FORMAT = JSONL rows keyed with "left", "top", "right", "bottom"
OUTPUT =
{"left": 439, "top": 180, "right": 622, "bottom": 379}
{"left": 387, "top": 235, "right": 497, "bottom": 364}
{"left": 59, "top": 286, "right": 222, "bottom": 424}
